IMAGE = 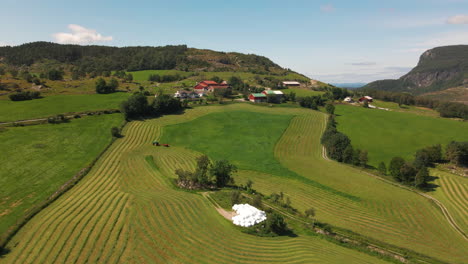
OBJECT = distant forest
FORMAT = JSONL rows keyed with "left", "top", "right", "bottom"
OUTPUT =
{"left": 0, "top": 42, "right": 283, "bottom": 74}
{"left": 0, "top": 42, "right": 187, "bottom": 72}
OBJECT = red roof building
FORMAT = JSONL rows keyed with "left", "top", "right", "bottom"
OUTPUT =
{"left": 194, "top": 81, "right": 229, "bottom": 93}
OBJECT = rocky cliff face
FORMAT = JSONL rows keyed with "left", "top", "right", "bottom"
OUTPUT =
{"left": 365, "top": 45, "right": 468, "bottom": 97}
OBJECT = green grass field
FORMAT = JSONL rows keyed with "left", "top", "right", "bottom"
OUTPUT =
{"left": 0, "top": 114, "right": 124, "bottom": 236}
{"left": 0, "top": 93, "right": 129, "bottom": 122}
{"left": 282, "top": 88, "right": 325, "bottom": 97}
{"left": 4, "top": 104, "right": 467, "bottom": 263}
{"left": 334, "top": 104, "right": 468, "bottom": 167}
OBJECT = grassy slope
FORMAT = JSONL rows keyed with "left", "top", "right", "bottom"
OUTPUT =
{"left": 3, "top": 105, "right": 388, "bottom": 264}
{"left": 0, "top": 114, "right": 124, "bottom": 235}
{"left": 0, "top": 93, "right": 129, "bottom": 122}
{"left": 334, "top": 104, "right": 468, "bottom": 167}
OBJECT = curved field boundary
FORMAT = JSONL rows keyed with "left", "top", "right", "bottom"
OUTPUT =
{"left": 321, "top": 145, "right": 468, "bottom": 241}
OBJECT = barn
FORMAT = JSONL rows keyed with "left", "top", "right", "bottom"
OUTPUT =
{"left": 358, "top": 96, "right": 373, "bottom": 103}
{"left": 282, "top": 81, "right": 301, "bottom": 87}
{"left": 249, "top": 93, "right": 267, "bottom": 103}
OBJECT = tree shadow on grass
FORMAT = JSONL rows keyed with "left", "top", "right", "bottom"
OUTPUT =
{"left": 0, "top": 247, "right": 10, "bottom": 258}
{"left": 421, "top": 176, "right": 440, "bottom": 192}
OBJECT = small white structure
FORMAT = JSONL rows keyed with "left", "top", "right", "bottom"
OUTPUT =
{"left": 343, "top": 97, "right": 353, "bottom": 103}
{"left": 282, "top": 81, "right": 301, "bottom": 87}
{"left": 232, "top": 204, "right": 267, "bottom": 227}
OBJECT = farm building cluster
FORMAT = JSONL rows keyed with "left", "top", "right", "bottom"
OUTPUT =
{"left": 173, "top": 80, "right": 296, "bottom": 103}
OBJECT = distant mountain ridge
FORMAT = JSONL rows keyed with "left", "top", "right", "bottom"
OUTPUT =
{"left": 364, "top": 45, "right": 468, "bottom": 102}
{"left": 0, "top": 42, "right": 303, "bottom": 77}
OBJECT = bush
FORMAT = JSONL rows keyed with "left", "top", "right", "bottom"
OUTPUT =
{"left": 47, "top": 114, "right": 67, "bottom": 124}
{"left": 9, "top": 91, "right": 41, "bottom": 101}
{"left": 111, "top": 127, "right": 121, "bottom": 137}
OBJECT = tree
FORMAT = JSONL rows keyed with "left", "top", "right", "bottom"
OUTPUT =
{"left": 378, "top": 162, "right": 387, "bottom": 175}
{"left": 400, "top": 162, "right": 417, "bottom": 183}
{"left": 359, "top": 150, "right": 368, "bottom": 167}
{"left": 252, "top": 194, "right": 263, "bottom": 209}
{"left": 211, "top": 76, "right": 222, "bottom": 83}
{"left": 414, "top": 149, "right": 432, "bottom": 169}
{"left": 325, "top": 103, "right": 335, "bottom": 115}
{"left": 305, "top": 208, "right": 315, "bottom": 218}
{"left": 125, "top": 73, "right": 133, "bottom": 82}
{"left": 342, "top": 145, "right": 354, "bottom": 164}
{"left": 445, "top": 141, "right": 468, "bottom": 166}
{"left": 47, "top": 69, "right": 64, "bottom": 80}
{"left": 352, "top": 149, "right": 362, "bottom": 166}
{"left": 108, "top": 78, "right": 119, "bottom": 91}
{"left": 265, "top": 212, "right": 287, "bottom": 235}
{"left": 323, "top": 132, "right": 351, "bottom": 162}
{"left": 195, "top": 155, "right": 211, "bottom": 185}
{"left": 245, "top": 179, "right": 254, "bottom": 193}
{"left": 415, "top": 167, "right": 429, "bottom": 188}
{"left": 120, "top": 93, "right": 150, "bottom": 119}
{"left": 389, "top": 157, "right": 405, "bottom": 181}
{"left": 210, "top": 160, "right": 237, "bottom": 187}
{"left": 111, "top": 127, "right": 121, "bottom": 137}
{"left": 231, "top": 190, "right": 241, "bottom": 205}
{"left": 289, "top": 92, "right": 296, "bottom": 102}
{"left": 95, "top": 78, "right": 107, "bottom": 94}
{"left": 152, "top": 94, "right": 183, "bottom": 115}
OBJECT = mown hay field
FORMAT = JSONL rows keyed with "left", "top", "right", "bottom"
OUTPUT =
{"left": 429, "top": 169, "right": 468, "bottom": 234}
{"left": 4, "top": 104, "right": 467, "bottom": 263}
{"left": 0, "top": 93, "right": 129, "bottom": 122}
{"left": 334, "top": 104, "right": 468, "bottom": 167}
{"left": 0, "top": 114, "right": 124, "bottom": 235}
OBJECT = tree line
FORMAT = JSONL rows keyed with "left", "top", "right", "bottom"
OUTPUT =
{"left": 120, "top": 91, "right": 184, "bottom": 120}
{"left": 358, "top": 88, "right": 468, "bottom": 120}
{"left": 321, "top": 115, "right": 369, "bottom": 167}
{"left": 0, "top": 42, "right": 187, "bottom": 73}
{"left": 175, "top": 155, "right": 237, "bottom": 189}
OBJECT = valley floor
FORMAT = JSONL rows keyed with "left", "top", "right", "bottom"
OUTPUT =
{"left": 3, "top": 104, "right": 467, "bottom": 263}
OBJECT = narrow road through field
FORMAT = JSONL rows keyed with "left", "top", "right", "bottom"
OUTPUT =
{"left": 321, "top": 146, "right": 468, "bottom": 241}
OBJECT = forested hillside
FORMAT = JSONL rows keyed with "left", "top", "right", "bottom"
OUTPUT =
{"left": 0, "top": 42, "right": 289, "bottom": 75}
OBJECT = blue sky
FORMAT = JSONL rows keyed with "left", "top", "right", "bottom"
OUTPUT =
{"left": 1, "top": 0, "right": 468, "bottom": 83}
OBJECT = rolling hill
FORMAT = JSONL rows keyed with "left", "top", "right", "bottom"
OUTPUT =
{"left": 0, "top": 42, "right": 302, "bottom": 76}
{"left": 364, "top": 45, "right": 468, "bottom": 103}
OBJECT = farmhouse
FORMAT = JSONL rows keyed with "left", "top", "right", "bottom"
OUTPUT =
{"left": 282, "top": 81, "right": 301, "bottom": 87}
{"left": 249, "top": 93, "right": 267, "bottom": 103}
{"left": 358, "top": 96, "right": 373, "bottom": 103}
{"left": 194, "top": 80, "right": 229, "bottom": 93}
{"left": 262, "top": 89, "right": 284, "bottom": 102}
{"left": 174, "top": 90, "right": 200, "bottom": 99}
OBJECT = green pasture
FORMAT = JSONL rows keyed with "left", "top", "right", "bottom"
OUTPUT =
{"left": 334, "top": 104, "right": 468, "bottom": 167}
{"left": 0, "top": 114, "right": 124, "bottom": 235}
{"left": 0, "top": 93, "right": 129, "bottom": 122}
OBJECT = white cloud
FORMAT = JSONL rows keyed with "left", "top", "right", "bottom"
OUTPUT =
{"left": 53, "top": 24, "right": 113, "bottom": 44}
{"left": 446, "top": 15, "right": 468, "bottom": 24}
{"left": 320, "top": 4, "right": 335, "bottom": 13}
